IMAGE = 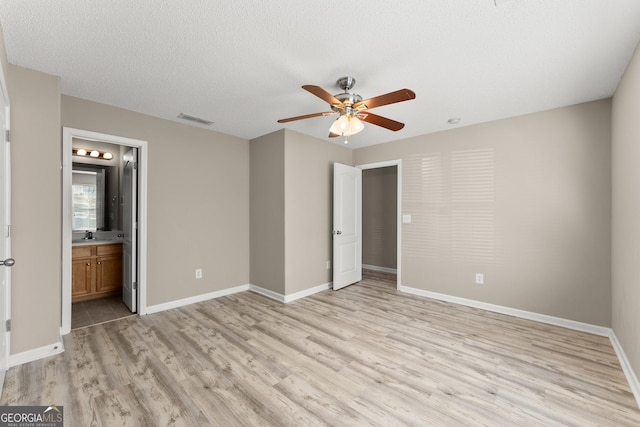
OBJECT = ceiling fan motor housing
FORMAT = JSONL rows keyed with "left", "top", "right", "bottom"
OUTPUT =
{"left": 337, "top": 76, "right": 356, "bottom": 91}
{"left": 331, "top": 92, "right": 362, "bottom": 113}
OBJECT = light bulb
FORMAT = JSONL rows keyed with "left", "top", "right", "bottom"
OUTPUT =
{"left": 76, "top": 149, "right": 87, "bottom": 156}
{"left": 349, "top": 116, "right": 364, "bottom": 135}
{"left": 329, "top": 114, "right": 365, "bottom": 137}
{"left": 103, "top": 152, "right": 113, "bottom": 160}
{"left": 90, "top": 150, "right": 100, "bottom": 158}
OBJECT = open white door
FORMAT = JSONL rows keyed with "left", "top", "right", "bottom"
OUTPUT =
{"left": 0, "top": 81, "right": 11, "bottom": 389}
{"left": 333, "top": 163, "right": 362, "bottom": 290}
{"left": 122, "top": 148, "right": 137, "bottom": 312}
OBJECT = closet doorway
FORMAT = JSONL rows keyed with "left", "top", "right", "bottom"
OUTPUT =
{"left": 358, "top": 160, "right": 402, "bottom": 288}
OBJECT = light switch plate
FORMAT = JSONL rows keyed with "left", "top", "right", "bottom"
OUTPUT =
{"left": 402, "top": 214, "right": 412, "bottom": 224}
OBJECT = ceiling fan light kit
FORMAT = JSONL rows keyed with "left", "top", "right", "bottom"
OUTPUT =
{"left": 329, "top": 114, "right": 364, "bottom": 137}
{"left": 278, "top": 76, "right": 416, "bottom": 143}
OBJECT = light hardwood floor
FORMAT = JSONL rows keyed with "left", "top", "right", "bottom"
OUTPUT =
{"left": 2, "top": 270, "right": 639, "bottom": 426}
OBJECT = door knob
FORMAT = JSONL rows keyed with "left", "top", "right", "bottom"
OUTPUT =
{"left": 0, "top": 258, "right": 15, "bottom": 267}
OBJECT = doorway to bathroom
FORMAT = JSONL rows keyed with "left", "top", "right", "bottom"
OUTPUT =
{"left": 61, "top": 128, "right": 148, "bottom": 334}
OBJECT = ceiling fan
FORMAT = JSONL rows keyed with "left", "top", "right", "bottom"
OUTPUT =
{"left": 277, "top": 76, "right": 416, "bottom": 142}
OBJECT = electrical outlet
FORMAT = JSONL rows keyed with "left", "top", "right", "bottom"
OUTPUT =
{"left": 326, "top": 260, "right": 331, "bottom": 270}
{"left": 195, "top": 268, "right": 203, "bottom": 279}
{"left": 475, "top": 273, "right": 484, "bottom": 285}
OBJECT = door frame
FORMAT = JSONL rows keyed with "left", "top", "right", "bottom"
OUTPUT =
{"left": 61, "top": 127, "right": 148, "bottom": 335}
{"left": 0, "top": 57, "right": 10, "bottom": 389}
{"left": 356, "top": 160, "right": 402, "bottom": 289}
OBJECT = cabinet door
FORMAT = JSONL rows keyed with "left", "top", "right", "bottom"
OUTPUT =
{"left": 72, "top": 257, "right": 93, "bottom": 298}
{"left": 96, "top": 253, "right": 123, "bottom": 293}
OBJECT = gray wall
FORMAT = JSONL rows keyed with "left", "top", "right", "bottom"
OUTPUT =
{"left": 8, "top": 65, "right": 62, "bottom": 354}
{"left": 250, "top": 129, "right": 352, "bottom": 296}
{"left": 62, "top": 96, "right": 250, "bottom": 307}
{"left": 250, "top": 130, "right": 285, "bottom": 294}
{"left": 362, "top": 166, "right": 397, "bottom": 269}
{"left": 354, "top": 100, "right": 612, "bottom": 326}
{"left": 284, "top": 130, "right": 352, "bottom": 294}
{"left": 612, "top": 41, "right": 640, "bottom": 380}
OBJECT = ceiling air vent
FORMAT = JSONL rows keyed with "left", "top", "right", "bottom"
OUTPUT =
{"left": 177, "top": 112, "right": 214, "bottom": 126}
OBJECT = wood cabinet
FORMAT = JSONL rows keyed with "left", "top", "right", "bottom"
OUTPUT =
{"left": 72, "top": 243, "right": 122, "bottom": 303}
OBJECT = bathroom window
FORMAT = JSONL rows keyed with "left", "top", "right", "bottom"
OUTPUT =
{"left": 72, "top": 170, "right": 104, "bottom": 230}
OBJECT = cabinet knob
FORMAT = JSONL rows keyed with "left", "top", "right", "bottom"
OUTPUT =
{"left": 86, "top": 263, "right": 90, "bottom": 266}
{"left": 97, "top": 261, "right": 102, "bottom": 265}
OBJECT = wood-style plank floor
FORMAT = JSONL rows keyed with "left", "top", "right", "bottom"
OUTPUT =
{"left": 2, "top": 270, "right": 639, "bottom": 426}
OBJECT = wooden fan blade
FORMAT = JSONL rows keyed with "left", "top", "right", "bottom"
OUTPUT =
{"left": 277, "top": 111, "right": 334, "bottom": 123}
{"left": 353, "top": 89, "right": 416, "bottom": 111}
{"left": 302, "top": 85, "right": 343, "bottom": 107}
{"left": 329, "top": 132, "right": 340, "bottom": 138}
{"left": 359, "top": 112, "right": 405, "bottom": 131}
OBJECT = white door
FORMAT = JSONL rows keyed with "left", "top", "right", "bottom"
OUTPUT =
{"left": 0, "top": 90, "right": 11, "bottom": 388}
{"left": 333, "top": 163, "right": 362, "bottom": 290}
{"left": 122, "top": 148, "right": 137, "bottom": 312}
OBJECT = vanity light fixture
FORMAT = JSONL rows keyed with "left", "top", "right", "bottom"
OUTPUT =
{"left": 72, "top": 147, "right": 113, "bottom": 160}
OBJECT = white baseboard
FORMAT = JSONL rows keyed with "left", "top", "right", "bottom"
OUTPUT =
{"left": 362, "top": 264, "right": 398, "bottom": 274}
{"left": 145, "top": 284, "right": 250, "bottom": 314}
{"left": 399, "top": 284, "right": 640, "bottom": 409}
{"left": 249, "top": 285, "right": 285, "bottom": 303}
{"left": 609, "top": 331, "right": 640, "bottom": 408}
{"left": 284, "top": 282, "right": 332, "bottom": 303}
{"left": 398, "top": 285, "right": 611, "bottom": 336}
{"left": 9, "top": 341, "right": 64, "bottom": 368}
{"left": 249, "top": 282, "right": 332, "bottom": 303}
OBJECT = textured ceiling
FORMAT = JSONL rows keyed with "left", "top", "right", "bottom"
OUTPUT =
{"left": 1, "top": 1, "right": 639, "bottom": 149}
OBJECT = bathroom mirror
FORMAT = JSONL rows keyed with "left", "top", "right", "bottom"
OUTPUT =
{"left": 72, "top": 163, "right": 119, "bottom": 231}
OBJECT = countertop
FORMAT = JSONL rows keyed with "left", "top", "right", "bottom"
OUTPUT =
{"left": 72, "top": 239, "right": 123, "bottom": 247}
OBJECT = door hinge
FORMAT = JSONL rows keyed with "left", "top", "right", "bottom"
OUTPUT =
{"left": 133, "top": 281, "right": 137, "bottom": 290}
{"left": 6, "top": 224, "right": 10, "bottom": 238}
{"left": 5, "top": 130, "right": 9, "bottom": 143}
{"left": 5, "top": 319, "right": 10, "bottom": 332}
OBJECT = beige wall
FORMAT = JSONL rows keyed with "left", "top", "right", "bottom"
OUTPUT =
{"left": 62, "top": 96, "right": 250, "bottom": 306}
{"left": 284, "top": 130, "right": 352, "bottom": 294}
{"left": 612, "top": 41, "right": 640, "bottom": 378}
{"left": 362, "top": 166, "right": 397, "bottom": 269}
{"left": 354, "top": 100, "right": 612, "bottom": 326}
{"left": 250, "top": 130, "right": 285, "bottom": 294}
{"left": 8, "top": 65, "right": 62, "bottom": 353}
{"left": 0, "top": 22, "right": 8, "bottom": 92}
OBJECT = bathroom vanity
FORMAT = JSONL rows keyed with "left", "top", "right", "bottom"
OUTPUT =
{"left": 72, "top": 241, "right": 123, "bottom": 303}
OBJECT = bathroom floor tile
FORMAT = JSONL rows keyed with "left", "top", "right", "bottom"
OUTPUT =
{"left": 72, "top": 295, "right": 135, "bottom": 330}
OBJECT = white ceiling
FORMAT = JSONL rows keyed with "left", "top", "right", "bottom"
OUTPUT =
{"left": 1, "top": 1, "right": 639, "bottom": 149}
